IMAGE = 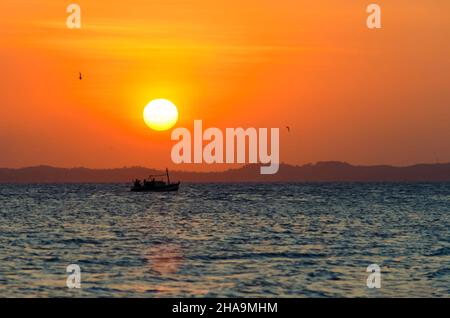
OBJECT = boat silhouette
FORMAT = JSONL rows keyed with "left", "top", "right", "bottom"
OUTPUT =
{"left": 131, "top": 168, "right": 180, "bottom": 192}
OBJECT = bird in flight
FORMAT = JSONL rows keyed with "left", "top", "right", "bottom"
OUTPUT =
{"left": 79, "top": 72, "right": 82, "bottom": 80}
{"left": 286, "top": 126, "right": 291, "bottom": 133}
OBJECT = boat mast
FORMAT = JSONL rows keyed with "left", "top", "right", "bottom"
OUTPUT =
{"left": 166, "top": 168, "right": 170, "bottom": 184}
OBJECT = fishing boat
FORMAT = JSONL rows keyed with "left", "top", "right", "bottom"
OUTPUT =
{"left": 130, "top": 168, "right": 180, "bottom": 192}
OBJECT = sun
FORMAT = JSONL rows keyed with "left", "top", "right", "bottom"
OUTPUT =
{"left": 143, "top": 99, "right": 179, "bottom": 131}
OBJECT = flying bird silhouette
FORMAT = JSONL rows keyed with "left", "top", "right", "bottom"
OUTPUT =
{"left": 79, "top": 72, "right": 82, "bottom": 80}
{"left": 286, "top": 126, "right": 291, "bottom": 133}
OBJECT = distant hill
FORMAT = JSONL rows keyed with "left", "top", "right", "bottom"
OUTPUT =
{"left": 1, "top": 162, "right": 450, "bottom": 183}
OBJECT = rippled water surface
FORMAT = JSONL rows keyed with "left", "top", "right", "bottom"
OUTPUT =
{"left": 0, "top": 183, "right": 449, "bottom": 297}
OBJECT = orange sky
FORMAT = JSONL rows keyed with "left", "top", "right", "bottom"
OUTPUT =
{"left": 0, "top": 0, "right": 449, "bottom": 169}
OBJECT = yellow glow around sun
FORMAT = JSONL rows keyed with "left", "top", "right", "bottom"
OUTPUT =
{"left": 143, "top": 99, "right": 178, "bottom": 131}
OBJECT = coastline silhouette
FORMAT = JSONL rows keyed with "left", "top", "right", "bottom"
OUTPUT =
{"left": 1, "top": 161, "right": 450, "bottom": 183}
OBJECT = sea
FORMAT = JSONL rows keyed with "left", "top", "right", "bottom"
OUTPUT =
{"left": 0, "top": 183, "right": 448, "bottom": 297}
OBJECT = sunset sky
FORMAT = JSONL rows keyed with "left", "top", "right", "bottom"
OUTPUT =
{"left": 0, "top": 1, "right": 449, "bottom": 170}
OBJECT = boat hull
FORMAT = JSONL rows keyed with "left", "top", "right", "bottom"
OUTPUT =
{"left": 130, "top": 182, "right": 180, "bottom": 192}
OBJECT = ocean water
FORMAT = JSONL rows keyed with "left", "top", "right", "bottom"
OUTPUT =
{"left": 0, "top": 183, "right": 448, "bottom": 298}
